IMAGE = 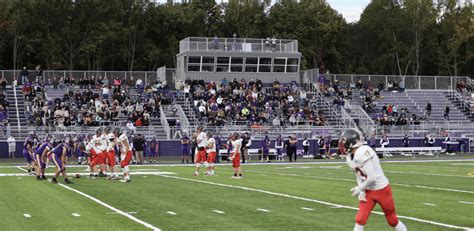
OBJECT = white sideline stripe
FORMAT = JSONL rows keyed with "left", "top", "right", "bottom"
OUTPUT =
{"left": 166, "top": 211, "right": 177, "bottom": 215}
{"left": 257, "top": 208, "right": 270, "bottom": 212}
{"left": 422, "top": 203, "right": 436, "bottom": 206}
{"left": 213, "top": 210, "right": 225, "bottom": 214}
{"left": 242, "top": 170, "right": 474, "bottom": 194}
{"left": 58, "top": 183, "right": 160, "bottom": 231}
{"left": 72, "top": 213, "right": 81, "bottom": 217}
{"left": 0, "top": 172, "right": 176, "bottom": 177}
{"left": 319, "top": 166, "right": 342, "bottom": 169}
{"left": 459, "top": 201, "right": 474, "bottom": 205}
{"left": 159, "top": 175, "right": 474, "bottom": 230}
{"left": 23, "top": 214, "right": 31, "bottom": 218}
{"left": 8, "top": 158, "right": 472, "bottom": 169}
{"left": 301, "top": 207, "right": 314, "bottom": 211}
{"left": 384, "top": 170, "right": 474, "bottom": 178}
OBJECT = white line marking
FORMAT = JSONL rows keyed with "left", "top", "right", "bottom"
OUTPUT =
{"left": 159, "top": 175, "right": 473, "bottom": 230}
{"left": 0, "top": 172, "right": 176, "bottom": 177}
{"left": 23, "top": 214, "right": 31, "bottom": 218}
{"left": 108, "top": 211, "right": 139, "bottom": 215}
{"left": 58, "top": 183, "right": 160, "bottom": 231}
{"left": 143, "top": 176, "right": 148, "bottom": 178}
{"left": 319, "top": 166, "right": 342, "bottom": 169}
{"left": 301, "top": 207, "right": 314, "bottom": 211}
{"left": 242, "top": 170, "right": 474, "bottom": 194}
{"left": 451, "top": 163, "right": 474, "bottom": 166}
{"left": 459, "top": 201, "right": 474, "bottom": 205}
{"left": 384, "top": 170, "right": 473, "bottom": 178}
{"left": 7, "top": 158, "right": 471, "bottom": 169}
{"left": 17, "top": 177, "right": 22, "bottom": 180}
{"left": 72, "top": 213, "right": 81, "bottom": 217}
{"left": 213, "top": 210, "right": 225, "bottom": 214}
{"left": 257, "top": 208, "right": 270, "bottom": 212}
{"left": 422, "top": 203, "right": 436, "bottom": 206}
{"left": 16, "top": 166, "right": 27, "bottom": 172}
{"left": 166, "top": 211, "right": 177, "bottom": 215}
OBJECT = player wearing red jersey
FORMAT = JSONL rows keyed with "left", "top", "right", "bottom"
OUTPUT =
{"left": 340, "top": 129, "right": 407, "bottom": 231}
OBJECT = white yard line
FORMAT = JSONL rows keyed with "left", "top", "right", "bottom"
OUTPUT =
{"left": 301, "top": 207, "right": 314, "bottom": 211}
{"left": 58, "top": 183, "right": 160, "bottom": 231}
{"left": 213, "top": 210, "right": 225, "bottom": 214}
{"left": 72, "top": 213, "right": 81, "bottom": 217}
{"left": 16, "top": 166, "right": 27, "bottom": 172}
{"left": 158, "top": 174, "right": 473, "bottom": 230}
{"left": 422, "top": 203, "right": 436, "bottom": 206}
{"left": 166, "top": 211, "right": 177, "bottom": 215}
{"left": 8, "top": 158, "right": 471, "bottom": 169}
{"left": 459, "top": 201, "right": 474, "bottom": 205}
{"left": 257, "top": 208, "right": 270, "bottom": 212}
{"left": 383, "top": 170, "right": 473, "bottom": 179}
{"left": 241, "top": 170, "right": 474, "bottom": 194}
{"left": 23, "top": 214, "right": 31, "bottom": 218}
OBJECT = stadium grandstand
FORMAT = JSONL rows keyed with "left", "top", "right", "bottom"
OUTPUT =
{"left": 0, "top": 37, "right": 472, "bottom": 159}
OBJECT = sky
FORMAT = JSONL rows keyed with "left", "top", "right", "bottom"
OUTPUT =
{"left": 154, "top": 0, "right": 370, "bottom": 23}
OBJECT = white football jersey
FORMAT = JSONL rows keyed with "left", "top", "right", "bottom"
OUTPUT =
{"left": 92, "top": 135, "right": 107, "bottom": 153}
{"left": 207, "top": 138, "right": 216, "bottom": 153}
{"left": 106, "top": 133, "right": 116, "bottom": 151}
{"left": 346, "top": 145, "right": 389, "bottom": 191}
{"left": 231, "top": 139, "right": 242, "bottom": 153}
{"left": 197, "top": 132, "right": 207, "bottom": 148}
{"left": 117, "top": 133, "right": 130, "bottom": 153}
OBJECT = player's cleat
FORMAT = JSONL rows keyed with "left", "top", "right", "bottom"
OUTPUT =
{"left": 106, "top": 175, "right": 116, "bottom": 180}
{"left": 51, "top": 178, "right": 58, "bottom": 184}
{"left": 64, "top": 178, "right": 74, "bottom": 184}
{"left": 99, "top": 172, "right": 106, "bottom": 177}
{"left": 41, "top": 176, "right": 47, "bottom": 180}
{"left": 36, "top": 176, "right": 42, "bottom": 181}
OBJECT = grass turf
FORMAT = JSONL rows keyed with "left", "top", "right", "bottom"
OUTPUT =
{"left": 0, "top": 160, "right": 473, "bottom": 230}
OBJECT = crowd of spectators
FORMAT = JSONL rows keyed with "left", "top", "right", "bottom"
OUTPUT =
{"left": 319, "top": 75, "right": 422, "bottom": 126}
{"left": 180, "top": 78, "right": 328, "bottom": 127}
{"left": 23, "top": 78, "right": 175, "bottom": 128}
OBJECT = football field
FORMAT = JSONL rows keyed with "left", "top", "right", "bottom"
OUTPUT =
{"left": 0, "top": 159, "right": 473, "bottom": 230}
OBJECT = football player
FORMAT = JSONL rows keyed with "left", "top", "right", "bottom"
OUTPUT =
{"left": 106, "top": 129, "right": 119, "bottom": 180}
{"left": 193, "top": 126, "right": 208, "bottom": 176}
{"left": 340, "top": 129, "right": 406, "bottom": 231}
{"left": 90, "top": 128, "right": 108, "bottom": 177}
{"left": 229, "top": 132, "right": 243, "bottom": 179}
{"left": 205, "top": 132, "right": 217, "bottom": 176}
{"left": 114, "top": 128, "right": 133, "bottom": 183}
{"left": 22, "top": 132, "right": 36, "bottom": 175}
{"left": 47, "top": 137, "right": 73, "bottom": 184}
{"left": 33, "top": 136, "right": 53, "bottom": 180}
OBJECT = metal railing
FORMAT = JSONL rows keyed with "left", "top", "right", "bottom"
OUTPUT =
{"left": 175, "top": 105, "right": 191, "bottom": 135}
{"left": 179, "top": 37, "right": 299, "bottom": 54}
{"left": 347, "top": 105, "right": 376, "bottom": 136}
{"left": 323, "top": 74, "right": 470, "bottom": 90}
{"left": 159, "top": 106, "right": 170, "bottom": 139}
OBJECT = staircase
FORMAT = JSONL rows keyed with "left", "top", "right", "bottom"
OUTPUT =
{"left": 5, "top": 87, "right": 28, "bottom": 140}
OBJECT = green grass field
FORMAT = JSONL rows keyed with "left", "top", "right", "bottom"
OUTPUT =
{"left": 0, "top": 159, "right": 473, "bottom": 231}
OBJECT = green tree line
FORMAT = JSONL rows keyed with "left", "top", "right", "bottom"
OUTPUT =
{"left": 0, "top": 0, "right": 472, "bottom": 76}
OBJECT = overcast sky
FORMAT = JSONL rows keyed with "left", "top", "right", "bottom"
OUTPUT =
{"left": 154, "top": 0, "right": 370, "bottom": 22}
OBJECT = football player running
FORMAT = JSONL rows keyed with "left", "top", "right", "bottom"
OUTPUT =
{"left": 340, "top": 129, "right": 407, "bottom": 231}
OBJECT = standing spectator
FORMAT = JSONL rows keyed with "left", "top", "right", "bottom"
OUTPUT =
{"left": 148, "top": 137, "right": 158, "bottom": 164}
{"left": 181, "top": 134, "right": 190, "bottom": 164}
{"left": 0, "top": 76, "right": 7, "bottom": 91}
{"left": 380, "top": 134, "right": 391, "bottom": 157}
{"left": 317, "top": 136, "right": 325, "bottom": 158}
{"left": 35, "top": 65, "right": 42, "bottom": 83}
{"left": 402, "top": 134, "right": 409, "bottom": 147}
{"left": 302, "top": 137, "right": 310, "bottom": 157}
{"left": 445, "top": 134, "right": 453, "bottom": 155}
{"left": 241, "top": 132, "right": 251, "bottom": 163}
{"left": 173, "top": 119, "right": 182, "bottom": 139}
{"left": 324, "top": 135, "right": 332, "bottom": 159}
{"left": 427, "top": 134, "right": 436, "bottom": 156}
{"left": 7, "top": 135, "right": 16, "bottom": 158}
{"left": 444, "top": 104, "right": 450, "bottom": 121}
{"left": 289, "top": 134, "right": 297, "bottom": 162}
{"left": 20, "top": 66, "right": 29, "bottom": 85}
{"left": 369, "top": 134, "right": 376, "bottom": 148}
{"left": 133, "top": 134, "right": 145, "bottom": 164}
{"left": 5, "top": 122, "right": 11, "bottom": 138}
{"left": 275, "top": 135, "right": 284, "bottom": 161}
{"left": 425, "top": 101, "right": 432, "bottom": 119}
{"left": 261, "top": 135, "right": 270, "bottom": 162}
